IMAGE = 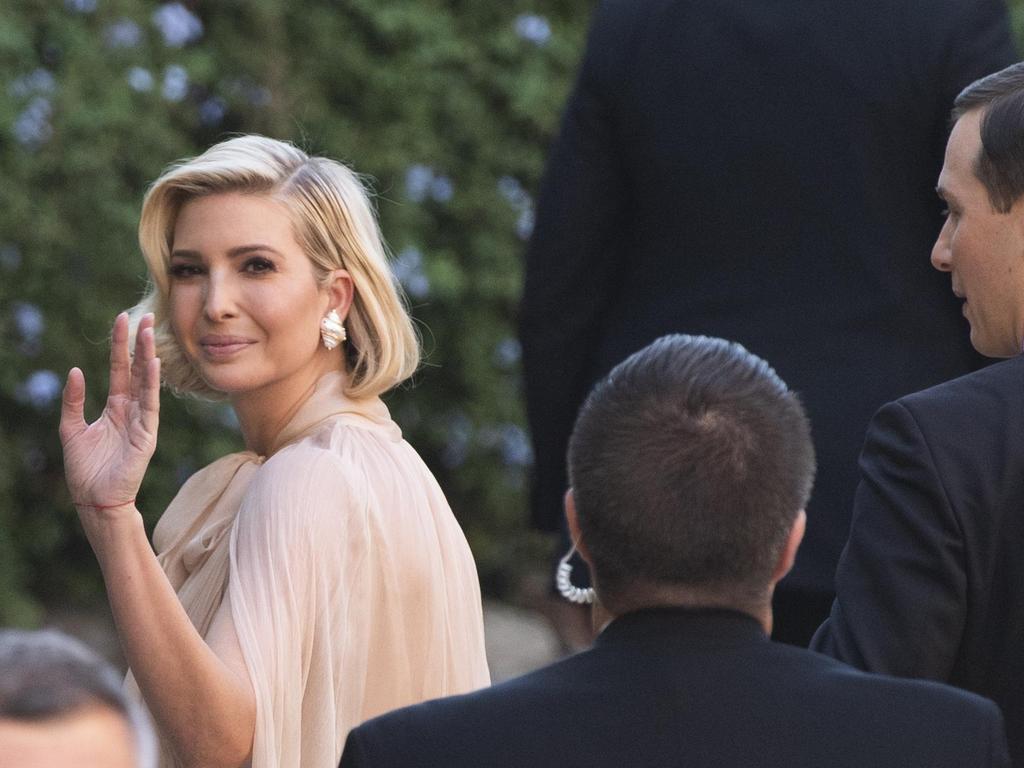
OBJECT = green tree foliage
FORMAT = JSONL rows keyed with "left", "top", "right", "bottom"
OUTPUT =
{"left": 0, "top": 0, "right": 589, "bottom": 623}
{"left": 4, "top": 1, "right": 1024, "bottom": 625}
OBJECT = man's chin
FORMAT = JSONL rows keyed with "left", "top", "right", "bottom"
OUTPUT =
{"left": 968, "top": 329, "right": 1018, "bottom": 359}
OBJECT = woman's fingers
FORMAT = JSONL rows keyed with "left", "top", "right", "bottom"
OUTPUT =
{"left": 140, "top": 357, "right": 161, "bottom": 436}
{"left": 130, "top": 315, "right": 155, "bottom": 401}
{"left": 59, "top": 367, "right": 88, "bottom": 445}
{"left": 109, "top": 312, "right": 132, "bottom": 399}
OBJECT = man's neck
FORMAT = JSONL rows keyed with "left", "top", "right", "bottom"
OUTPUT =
{"left": 596, "top": 582, "right": 773, "bottom": 635}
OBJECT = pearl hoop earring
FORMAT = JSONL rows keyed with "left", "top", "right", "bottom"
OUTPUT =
{"left": 556, "top": 544, "right": 595, "bottom": 605}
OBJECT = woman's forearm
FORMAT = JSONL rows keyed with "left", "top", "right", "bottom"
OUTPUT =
{"left": 82, "top": 506, "right": 255, "bottom": 768}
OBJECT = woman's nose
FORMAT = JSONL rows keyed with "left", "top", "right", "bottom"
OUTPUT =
{"left": 203, "top": 272, "right": 239, "bottom": 321}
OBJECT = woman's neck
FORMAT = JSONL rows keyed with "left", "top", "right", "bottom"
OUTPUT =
{"left": 231, "top": 357, "right": 341, "bottom": 456}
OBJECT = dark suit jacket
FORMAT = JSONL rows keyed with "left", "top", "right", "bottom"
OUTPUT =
{"left": 813, "top": 355, "right": 1024, "bottom": 766}
{"left": 520, "top": 0, "right": 1016, "bottom": 595}
{"left": 341, "top": 608, "right": 1009, "bottom": 767}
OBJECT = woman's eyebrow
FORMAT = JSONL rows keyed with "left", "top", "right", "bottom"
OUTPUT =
{"left": 170, "top": 244, "right": 285, "bottom": 259}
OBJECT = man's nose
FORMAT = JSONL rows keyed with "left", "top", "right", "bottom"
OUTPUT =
{"left": 930, "top": 219, "right": 953, "bottom": 272}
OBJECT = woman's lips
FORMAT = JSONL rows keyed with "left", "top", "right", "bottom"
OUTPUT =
{"left": 199, "top": 336, "right": 255, "bottom": 359}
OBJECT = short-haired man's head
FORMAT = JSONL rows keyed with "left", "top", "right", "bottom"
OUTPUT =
{"left": 0, "top": 629, "right": 155, "bottom": 768}
{"left": 567, "top": 335, "right": 815, "bottom": 611}
{"left": 953, "top": 62, "right": 1024, "bottom": 213}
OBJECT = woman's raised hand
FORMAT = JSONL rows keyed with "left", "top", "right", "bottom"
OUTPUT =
{"left": 60, "top": 312, "right": 161, "bottom": 512}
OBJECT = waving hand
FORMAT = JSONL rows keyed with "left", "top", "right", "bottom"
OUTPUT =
{"left": 60, "top": 312, "right": 161, "bottom": 510}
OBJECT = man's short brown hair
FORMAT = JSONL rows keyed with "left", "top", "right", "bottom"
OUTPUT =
{"left": 568, "top": 335, "right": 815, "bottom": 609}
{"left": 953, "top": 62, "right": 1024, "bottom": 213}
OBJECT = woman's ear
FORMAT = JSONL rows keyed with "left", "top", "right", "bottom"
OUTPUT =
{"left": 325, "top": 269, "right": 355, "bottom": 319}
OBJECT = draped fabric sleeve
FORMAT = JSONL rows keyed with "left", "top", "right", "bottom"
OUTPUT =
{"left": 228, "top": 442, "right": 371, "bottom": 768}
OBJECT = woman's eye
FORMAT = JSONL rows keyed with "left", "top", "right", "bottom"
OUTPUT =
{"left": 169, "top": 263, "right": 202, "bottom": 278}
{"left": 243, "top": 257, "right": 275, "bottom": 274}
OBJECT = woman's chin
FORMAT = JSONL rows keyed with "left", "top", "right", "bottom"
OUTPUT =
{"left": 196, "top": 368, "right": 261, "bottom": 396}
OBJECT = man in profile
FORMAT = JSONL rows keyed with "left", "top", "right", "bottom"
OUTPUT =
{"left": 0, "top": 628, "right": 155, "bottom": 768}
{"left": 341, "top": 334, "right": 1009, "bottom": 767}
{"left": 813, "top": 61, "right": 1024, "bottom": 767}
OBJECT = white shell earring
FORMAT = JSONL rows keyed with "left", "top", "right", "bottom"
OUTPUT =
{"left": 320, "top": 309, "right": 347, "bottom": 350}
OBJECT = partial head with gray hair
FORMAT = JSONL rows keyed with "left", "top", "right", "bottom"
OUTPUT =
{"left": 0, "top": 629, "right": 156, "bottom": 768}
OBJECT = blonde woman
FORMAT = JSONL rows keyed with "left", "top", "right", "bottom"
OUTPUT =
{"left": 59, "top": 136, "right": 490, "bottom": 768}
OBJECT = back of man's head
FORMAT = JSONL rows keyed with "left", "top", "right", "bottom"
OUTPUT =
{"left": 0, "top": 629, "right": 155, "bottom": 768}
{"left": 568, "top": 334, "right": 815, "bottom": 613}
{"left": 953, "top": 61, "right": 1024, "bottom": 213}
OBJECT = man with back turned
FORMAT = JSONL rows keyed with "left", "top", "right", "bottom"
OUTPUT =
{"left": 341, "top": 334, "right": 1010, "bottom": 768}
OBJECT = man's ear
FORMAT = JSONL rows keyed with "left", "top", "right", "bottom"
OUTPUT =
{"left": 771, "top": 509, "right": 806, "bottom": 586}
{"left": 564, "top": 489, "right": 593, "bottom": 565}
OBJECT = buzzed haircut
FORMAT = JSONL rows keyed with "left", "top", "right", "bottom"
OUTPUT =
{"left": 568, "top": 334, "right": 815, "bottom": 607}
{"left": 953, "top": 61, "right": 1024, "bottom": 213}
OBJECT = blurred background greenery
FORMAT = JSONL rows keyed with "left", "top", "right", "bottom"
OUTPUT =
{"left": 2, "top": 0, "right": 1024, "bottom": 628}
{"left": 0, "top": 0, "right": 591, "bottom": 626}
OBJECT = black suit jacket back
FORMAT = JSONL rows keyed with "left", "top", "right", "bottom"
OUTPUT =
{"left": 341, "top": 609, "right": 1010, "bottom": 767}
{"left": 521, "top": 0, "right": 1016, "bottom": 592}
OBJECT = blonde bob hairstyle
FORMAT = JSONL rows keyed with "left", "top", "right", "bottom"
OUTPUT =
{"left": 129, "top": 135, "right": 420, "bottom": 400}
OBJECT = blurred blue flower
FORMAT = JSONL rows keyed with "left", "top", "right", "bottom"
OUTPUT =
{"left": 162, "top": 65, "right": 189, "bottom": 102}
{"left": 501, "top": 424, "right": 533, "bottom": 468}
{"left": 152, "top": 3, "right": 204, "bottom": 48}
{"left": 13, "top": 97, "right": 54, "bottom": 149}
{"left": 516, "top": 208, "right": 535, "bottom": 241}
{"left": 497, "top": 175, "right": 530, "bottom": 209}
{"left": 0, "top": 244, "right": 21, "bottom": 271}
{"left": 430, "top": 175, "right": 454, "bottom": 203}
{"left": 199, "top": 96, "right": 227, "bottom": 126}
{"left": 248, "top": 86, "right": 272, "bottom": 106}
{"left": 127, "top": 66, "right": 154, "bottom": 92}
{"left": 405, "top": 164, "right": 434, "bottom": 203}
{"left": 493, "top": 337, "right": 521, "bottom": 368}
{"left": 396, "top": 245, "right": 422, "bottom": 271}
{"left": 392, "top": 246, "right": 431, "bottom": 299}
{"left": 13, "top": 302, "right": 44, "bottom": 342}
{"left": 405, "top": 274, "right": 430, "bottom": 299}
{"left": 515, "top": 14, "right": 552, "bottom": 46}
{"left": 105, "top": 19, "right": 143, "bottom": 49}
{"left": 65, "top": 0, "right": 97, "bottom": 13}
{"left": 9, "top": 69, "right": 56, "bottom": 99}
{"left": 18, "top": 370, "right": 62, "bottom": 410}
